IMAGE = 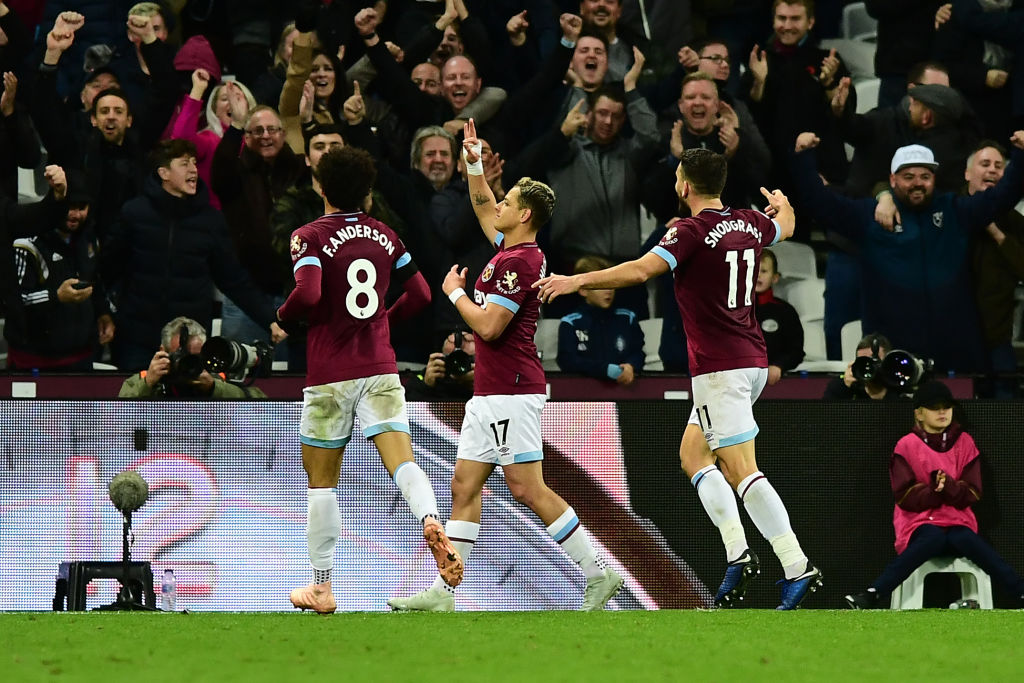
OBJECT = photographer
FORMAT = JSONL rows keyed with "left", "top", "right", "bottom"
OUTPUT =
{"left": 118, "top": 316, "right": 266, "bottom": 399}
{"left": 404, "top": 329, "right": 475, "bottom": 402}
{"left": 824, "top": 333, "right": 906, "bottom": 401}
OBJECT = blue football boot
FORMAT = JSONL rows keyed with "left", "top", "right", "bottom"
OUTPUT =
{"left": 715, "top": 550, "right": 760, "bottom": 607}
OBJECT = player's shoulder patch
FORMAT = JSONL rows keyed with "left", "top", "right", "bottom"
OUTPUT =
{"left": 289, "top": 232, "right": 310, "bottom": 262}
{"left": 495, "top": 267, "right": 521, "bottom": 296}
{"left": 482, "top": 262, "right": 495, "bottom": 282}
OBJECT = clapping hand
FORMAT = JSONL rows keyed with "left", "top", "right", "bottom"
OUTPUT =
{"left": 819, "top": 48, "right": 839, "bottom": 88}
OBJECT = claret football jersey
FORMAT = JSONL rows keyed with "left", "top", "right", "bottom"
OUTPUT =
{"left": 286, "top": 211, "right": 413, "bottom": 385}
{"left": 471, "top": 237, "right": 547, "bottom": 396}
{"left": 651, "top": 207, "right": 781, "bottom": 376}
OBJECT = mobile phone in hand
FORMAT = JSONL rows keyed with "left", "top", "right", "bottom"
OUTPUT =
{"left": 71, "top": 280, "right": 93, "bottom": 290}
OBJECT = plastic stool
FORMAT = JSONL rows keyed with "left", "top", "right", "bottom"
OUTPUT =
{"left": 66, "top": 561, "right": 156, "bottom": 611}
{"left": 890, "top": 557, "right": 993, "bottom": 609}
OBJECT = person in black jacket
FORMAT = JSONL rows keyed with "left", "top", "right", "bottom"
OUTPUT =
{"left": 0, "top": 165, "right": 70, "bottom": 348}
{"left": 865, "top": 0, "right": 946, "bottom": 108}
{"left": 754, "top": 249, "right": 804, "bottom": 385}
{"left": 31, "top": 12, "right": 178, "bottom": 239}
{"left": 743, "top": 0, "right": 852, "bottom": 224}
{"left": 556, "top": 255, "right": 644, "bottom": 384}
{"left": 103, "top": 139, "right": 283, "bottom": 371}
{"left": 6, "top": 175, "right": 113, "bottom": 371}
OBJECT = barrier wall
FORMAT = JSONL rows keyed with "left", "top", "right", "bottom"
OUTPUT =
{"left": 1, "top": 400, "right": 1021, "bottom": 610}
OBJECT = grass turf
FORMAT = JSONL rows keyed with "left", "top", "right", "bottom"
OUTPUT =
{"left": 3, "top": 610, "right": 1023, "bottom": 682}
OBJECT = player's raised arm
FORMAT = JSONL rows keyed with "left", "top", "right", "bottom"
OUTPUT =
{"left": 534, "top": 252, "right": 668, "bottom": 303}
{"left": 462, "top": 118, "right": 500, "bottom": 246}
{"left": 760, "top": 186, "right": 795, "bottom": 242}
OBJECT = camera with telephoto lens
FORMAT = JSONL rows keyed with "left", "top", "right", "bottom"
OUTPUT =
{"left": 852, "top": 341, "right": 933, "bottom": 390}
{"left": 160, "top": 325, "right": 207, "bottom": 394}
{"left": 201, "top": 336, "right": 274, "bottom": 381}
{"left": 442, "top": 330, "right": 473, "bottom": 380}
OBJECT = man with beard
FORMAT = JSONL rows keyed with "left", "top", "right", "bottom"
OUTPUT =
{"left": 31, "top": 11, "right": 177, "bottom": 238}
{"left": 792, "top": 135, "right": 1024, "bottom": 373}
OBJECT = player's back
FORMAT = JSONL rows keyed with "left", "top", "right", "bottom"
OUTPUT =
{"left": 298, "top": 211, "right": 406, "bottom": 384}
{"left": 658, "top": 207, "right": 781, "bottom": 375}
{"left": 472, "top": 240, "right": 547, "bottom": 396}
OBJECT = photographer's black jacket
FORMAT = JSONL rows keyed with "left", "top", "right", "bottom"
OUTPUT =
{"left": 102, "top": 174, "right": 276, "bottom": 351}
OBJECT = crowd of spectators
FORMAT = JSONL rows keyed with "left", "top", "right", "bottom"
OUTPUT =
{"left": 0, "top": 0, "right": 1021, "bottom": 396}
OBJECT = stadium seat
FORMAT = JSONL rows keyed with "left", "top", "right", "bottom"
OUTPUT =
{"left": 841, "top": 2, "right": 877, "bottom": 41}
{"left": 802, "top": 319, "right": 827, "bottom": 361}
{"left": 819, "top": 38, "right": 876, "bottom": 82}
{"left": 771, "top": 241, "right": 817, "bottom": 281}
{"left": 639, "top": 318, "right": 663, "bottom": 372}
{"left": 854, "top": 78, "right": 881, "bottom": 114}
{"left": 890, "top": 556, "right": 993, "bottom": 610}
{"left": 840, "top": 320, "right": 863, "bottom": 360}
{"left": 535, "top": 318, "right": 560, "bottom": 371}
{"left": 782, "top": 279, "right": 826, "bottom": 322}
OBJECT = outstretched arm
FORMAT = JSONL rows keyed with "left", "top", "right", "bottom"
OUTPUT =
{"left": 535, "top": 252, "right": 668, "bottom": 303}
{"left": 462, "top": 118, "right": 499, "bottom": 246}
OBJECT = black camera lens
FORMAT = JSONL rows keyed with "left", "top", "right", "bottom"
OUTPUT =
{"left": 444, "top": 349, "right": 473, "bottom": 377}
{"left": 851, "top": 356, "right": 880, "bottom": 383}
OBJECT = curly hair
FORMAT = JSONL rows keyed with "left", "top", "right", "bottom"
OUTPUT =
{"left": 315, "top": 147, "right": 377, "bottom": 211}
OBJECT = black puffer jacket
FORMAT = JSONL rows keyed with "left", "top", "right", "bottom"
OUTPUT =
{"left": 102, "top": 173, "right": 276, "bottom": 349}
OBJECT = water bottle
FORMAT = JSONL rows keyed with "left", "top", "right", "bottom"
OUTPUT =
{"left": 948, "top": 598, "right": 980, "bottom": 609}
{"left": 161, "top": 569, "right": 177, "bottom": 611}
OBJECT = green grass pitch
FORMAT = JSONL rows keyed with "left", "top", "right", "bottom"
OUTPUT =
{"left": 3, "top": 610, "right": 1023, "bottom": 682}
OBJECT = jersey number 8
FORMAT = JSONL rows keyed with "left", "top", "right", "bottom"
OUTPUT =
{"left": 345, "top": 258, "right": 379, "bottom": 319}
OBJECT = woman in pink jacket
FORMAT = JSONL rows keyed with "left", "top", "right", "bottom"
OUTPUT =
{"left": 844, "top": 380, "right": 1024, "bottom": 608}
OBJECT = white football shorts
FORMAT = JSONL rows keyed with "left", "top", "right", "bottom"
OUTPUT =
{"left": 457, "top": 393, "right": 547, "bottom": 466}
{"left": 687, "top": 367, "right": 768, "bottom": 450}
{"left": 299, "top": 373, "right": 409, "bottom": 448}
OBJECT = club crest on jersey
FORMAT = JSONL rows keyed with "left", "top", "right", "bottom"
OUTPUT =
{"left": 498, "top": 270, "right": 520, "bottom": 294}
{"left": 661, "top": 226, "right": 678, "bottom": 245}
{"left": 482, "top": 263, "right": 494, "bottom": 282}
{"left": 290, "top": 234, "right": 308, "bottom": 259}
{"left": 932, "top": 212, "right": 943, "bottom": 228}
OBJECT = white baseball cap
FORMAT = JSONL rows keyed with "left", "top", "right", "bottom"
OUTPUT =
{"left": 890, "top": 144, "right": 939, "bottom": 174}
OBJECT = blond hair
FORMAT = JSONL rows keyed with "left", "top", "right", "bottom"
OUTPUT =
{"left": 514, "top": 177, "right": 556, "bottom": 228}
{"left": 128, "top": 2, "right": 163, "bottom": 18}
